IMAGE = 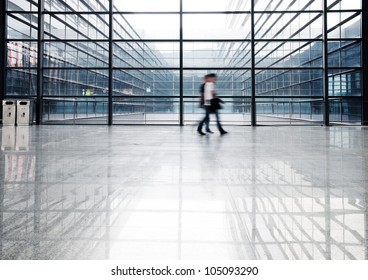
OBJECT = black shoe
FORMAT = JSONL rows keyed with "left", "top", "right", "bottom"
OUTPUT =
{"left": 205, "top": 130, "right": 214, "bottom": 134}
{"left": 220, "top": 130, "right": 228, "bottom": 135}
{"left": 197, "top": 130, "right": 206, "bottom": 136}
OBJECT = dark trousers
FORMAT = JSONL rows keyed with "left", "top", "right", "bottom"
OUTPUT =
{"left": 197, "top": 106, "right": 210, "bottom": 132}
{"left": 198, "top": 106, "right": 225, "bottom": 133}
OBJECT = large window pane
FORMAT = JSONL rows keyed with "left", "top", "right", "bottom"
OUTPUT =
{"left": 327, "top": 12, "right": 361, "bottom": 39}
{"left": 256, "top": 97, "right": 324, "bottom": 125}
{"left": 183, "top": 70, "right": 250, "bottom": 98}
{"left": 328, "top": 41, "right": 361, "bottom": 67}
{"left": 7, "top": 41, "right": 38, "bottom": 68}
{"left": 44, "top": 41, "right": 109, "bottom": 68}
{"left": 114, "top": 0, "right": 179, "bottom": 12}
{"left": 255, "top": 0, "right": 322, "bottom": 11}
{"left": 328, "top": 0, "right": 361, "bottom": 10}
{"left": 255, "top": 41, "right": 323, "bottom": 68}
{"left": 6, "top": 69, "right": 37, "bottom": 96}
{"left": 113, "top": 70, "right": 179, "bottom": 97}
{"left": 184, "top": 14, "right": 250, "bottom": 40}
{"left": 184, "top": 42, "right": 250, "bottom": 68}
{"left": 7, "top": 13, "right": 38, "bottom": 39}
{"left": 46, "top": 0, "right": 109, "bottom": 12}
{"left": 184, "top": 0, "right": 250, "bottom": 12}
{"left": 113, "top": 42, "right": 179, "bottom": 68}
{"left": 184, "top": 97, "right": 251, "bottom": 126}
{"left": 328, "top": 70, "right": 361, "bottom": 97}
{"left": 42, "top": 97, "right": 108, "bottom": 124}
{"left": 44, "top": 13, "right": 109, "bottom": 40}
{"left": 255, "top": 70, "right": 323, "bottom": 96}
{"left": 43, "top": 69, "right": 109, "bottom": 96}
{"left": 115, "top": 15, "right": 179, "bottom": 40}
{"left": 255, "top": 12, "right": 323, "bottom": 40}
{"left": 113, "top": 98, "right": 179, "bottom": 124}
{"left": 329, "top": 99, "right": 361, "bottom": 124}
{"left": 7, "top": 0, "right": 37, "bottom": 12}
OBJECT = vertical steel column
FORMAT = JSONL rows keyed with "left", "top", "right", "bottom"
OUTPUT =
{"left": 250, "top": 0, "right": 256, "bottom": 126}
{"left": 108, "top": 0, "right": 113, "bottom": 125}
{"left": 0, "top": 0, "right": 7, "bottom": 120}
{"left": 179, "top": 0, "right": 184, "bottom": 126}
{"left": 322, "top": 0, "right": 330, "bottom": 126}
{"left": 362, "top": 0, "right": 368, "bottom": 125}
{"left": 36, "top": 0, "right": 44, "bottom": 125}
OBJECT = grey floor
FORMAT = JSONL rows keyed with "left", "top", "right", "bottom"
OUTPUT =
{"left": 0, "top": 125, "right": 367, "bottom": 260}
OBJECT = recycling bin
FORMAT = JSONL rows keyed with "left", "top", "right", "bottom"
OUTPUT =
{"left": 2, "top": 100, "right": 16, "bottom": 125}
{"left": 16, "top": 100, "right": 33, "bottom": 125}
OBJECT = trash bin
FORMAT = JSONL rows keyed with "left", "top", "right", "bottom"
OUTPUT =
{"left": 2, "top": 100, "right": 16, "bottom": 126}
{"left": 16, "top": 100, "right": 33, "bottom": 126}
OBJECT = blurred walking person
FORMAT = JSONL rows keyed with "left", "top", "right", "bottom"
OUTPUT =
{"left": 197, "top": 73, "right": 227, "bottom": 136}
{"left": 197, "top": 74, "right": 212, "bottom": 135}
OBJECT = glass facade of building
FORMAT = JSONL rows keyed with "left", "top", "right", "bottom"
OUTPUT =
{"left": 0, "top": 0, "right": 366, "bottom": 125}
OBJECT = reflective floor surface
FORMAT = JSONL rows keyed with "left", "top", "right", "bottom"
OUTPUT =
{"left": 0, "top": 125, "right": 367, "bottom": 259}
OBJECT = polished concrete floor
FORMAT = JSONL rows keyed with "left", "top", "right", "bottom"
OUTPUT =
{"left": 0, "top": 125, "right": 367, "bottom": 260}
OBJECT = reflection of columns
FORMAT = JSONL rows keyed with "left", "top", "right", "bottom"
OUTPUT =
{"left": 105, "top": 128, "right": 112, "bottom": 259}
{"left": 324, "top": 129, "right": 331, "bottom": 259}
{"left": 178, "top": 129, "right": 183, "bottom": 259}
{"left": 0, "top": 153, "right": 4, "bottom": 259}
{"left": 251, "top": 128, "right": 257, "bottom": 245}
{"left": 33, "top": 129, "right": 42, "bottom": 259}
{"left": 365, "top": 179, "right": 368, "bottom": 260}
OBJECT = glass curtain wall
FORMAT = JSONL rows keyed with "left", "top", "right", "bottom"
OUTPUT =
{"left": 2, "top": 0, "right": 365, "bottom": 125}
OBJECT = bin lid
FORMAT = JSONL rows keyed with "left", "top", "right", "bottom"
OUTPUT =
{"left": 19, "top": 101, "right": 28, "bottom": 105}
{"left": 3, "top": 100, "right": 15, "bottom": 105}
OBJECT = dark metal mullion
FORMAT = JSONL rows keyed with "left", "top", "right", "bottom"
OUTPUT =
{"left": 179, "top": 0, "right": 183, "bottom": 126}
{"left": 108, "top": 0, "right": 113, "bottom": 125}
{"left": 36, "top": 0, "right": 44, "bottom": 125}
{"left": 0, "top": 0, "right": 6, "bottom": 120}
{"left": 323, "top": 0, "right": 329, "bottom": 126}
{"left": 251, "top": 0, "right": 256, "bottom": 126}
{"left": 363, "top": 0, "right": 368, "bottom": 125}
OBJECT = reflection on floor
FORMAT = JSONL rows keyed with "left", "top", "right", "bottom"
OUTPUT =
{"left": 0, "top": 125, "right": 367, "bottom": 260}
